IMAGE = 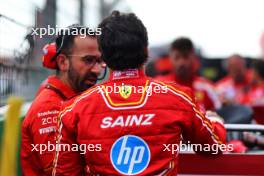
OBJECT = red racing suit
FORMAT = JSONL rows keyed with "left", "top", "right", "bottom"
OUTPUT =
{"left": 157, "top": 74, "right": 221, "bottom": 111}
{"left": 21, "top": 75, "right": 76, "bottom": 176}
{"left": 53, "top": 69, "right": 226, "bottom": 176}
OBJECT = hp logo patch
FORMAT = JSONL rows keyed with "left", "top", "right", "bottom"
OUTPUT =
{"left": 110, "top": 135, "right": 150, "bottom": 175}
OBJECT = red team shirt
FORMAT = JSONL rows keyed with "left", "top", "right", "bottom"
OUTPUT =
{"left": 215, "top": 70, "right": 252, "bottom": 105}
{"left": 21, "top": 75, "right": 76, "bottom": 176}
{"left": 53, "top": 69, "right": 225, "bottom": 176}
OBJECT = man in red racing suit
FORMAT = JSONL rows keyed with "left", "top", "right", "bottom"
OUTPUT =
{"left": 21, "top": 25, "right": 105, "bottom": 176}
{"left": 21, "top": 75, "right": 76, "bottom": 175}
{"left": 53, "top": 11, "right": 226, "bottom": 176}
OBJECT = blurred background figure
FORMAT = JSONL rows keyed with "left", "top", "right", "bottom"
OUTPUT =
{"left": 157, "top": 37, "right": 221, "bottom": 111}
{"left": 243, "top": 59, "right": 264, "bottom": 124}
{"left": 154, "top": 55, "right": 173, "bottom": 76}
{"left": 260, "top": 32, "right": 264, "bottom": 57}
{"left": 216, "top": 54, "right": 252, "bottom": 105}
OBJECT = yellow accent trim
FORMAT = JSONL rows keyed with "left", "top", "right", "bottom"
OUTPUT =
{"left": 57, "top": 87, "right": 98, "bottom": 126}
{"left": 157, "top": 81, "right": 192, "bottom": 102}
{"left": 53, "top": 87, "right": 98, "bottom": 176}
{"left": 157, "top": 81, "right": 223, "bottom": 144}
{"left": 102, "top": 80, "right": 149, "bottom": 107}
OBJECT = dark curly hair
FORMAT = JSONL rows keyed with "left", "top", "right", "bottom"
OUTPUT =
{"left": 97, "top": 11, "right": 148, "bottom": 70}
{"left": 170, "top": 37, "right": 194, "bottom": 56}
{"left": 55, "top": 24, "right": 95, "bottom": 56}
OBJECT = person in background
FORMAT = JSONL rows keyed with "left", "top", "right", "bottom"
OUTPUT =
{"left": 21, "top": 25, "right": 105, "bottom": 176}
{"left": 243, "top": 59, "right": 264, "bottom": 124}
{"left": 215, "top": 54, "right": 252, "bottom": 105}
{"left": 157, "top": 37, "right": 221, "bottom": 111}
{"left": 241, "top": 60, "right": 264, "bottom": 149}
{"left": 154, "top": 55, "right": 173, "bottom": 76}
{"left": 260, "top": 32, "right": 264, "bottom": 57}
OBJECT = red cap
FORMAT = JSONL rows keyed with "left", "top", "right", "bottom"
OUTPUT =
{"left": 42, "top": 43, "right": 57, "bottom": 69}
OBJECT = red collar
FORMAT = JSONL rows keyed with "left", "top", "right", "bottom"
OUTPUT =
{"left": 45, "top": 75, "right": 76, "bottom": 99}
{"left": 109, "top": 69, "right": 146, "bottom": 81}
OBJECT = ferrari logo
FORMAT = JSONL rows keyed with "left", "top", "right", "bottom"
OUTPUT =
{"left": 119, "top": 85, "right": 132, "bottom": 99}
{"left": 195, "top": 91, "right": 204, "bottom": 101}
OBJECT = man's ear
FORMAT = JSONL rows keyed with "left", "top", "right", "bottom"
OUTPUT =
{"left": 56, "top": 54, "right": 70, "bottom": 72}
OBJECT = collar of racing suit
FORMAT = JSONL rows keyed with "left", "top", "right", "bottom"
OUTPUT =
{"left": 109, "top": 68, "right": 146, "bottom": 80}
{"left": 45, "top": 75, "right": 76, "bottom": 100}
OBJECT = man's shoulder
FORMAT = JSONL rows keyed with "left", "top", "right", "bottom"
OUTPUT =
{"left": 26, "top": 87, "right": 63, "bottom": 116}
{"left": 33, "top": 89, "right": 62, "bottom": 106}
{"left": 23, "top": 89, "right": 62, "bottom": 127}
{"left": 152, "top": 79, "right": 194, "bottom": 102}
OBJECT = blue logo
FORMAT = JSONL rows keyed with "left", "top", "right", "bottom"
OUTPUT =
{"left": 110, "top": 135, "right": 150, "bottom": 175}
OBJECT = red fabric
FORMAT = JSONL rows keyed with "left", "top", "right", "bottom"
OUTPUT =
{"left": 156, "top": 74, "right": 220, "bottom": 111}
{"left": 243, "top": 83, "right": 264, "bottom": 124}
{"left": 215, "top": 70, "right": 252, "bottom": 105}
{"left": 21, "top": 75, "right": 76, "bottom": 176}
{"left": 53, "top": 69, "right": 226, "bottom": 176}
{"left": 35, "top": 78, "right": 49, "bottom": 97}
{"left": 179, "top": 153, "right": 264, "bottom": 175}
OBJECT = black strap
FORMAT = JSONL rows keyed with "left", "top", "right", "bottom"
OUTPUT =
{"left": 45, "top": 83, "right": 68, "bottom": 100}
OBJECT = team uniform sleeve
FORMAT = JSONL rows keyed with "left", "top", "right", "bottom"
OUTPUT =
{"left": 21, "top": 117, "right": 43, "bottom": 176}
{"left": 181, "top": 89, "right": 226, "bottom": 154}
{"left": 53, "top": 102, "right": 86, "bottom": 176}
{"left": 21, "top": 99, "right": 62, "bottom": 176}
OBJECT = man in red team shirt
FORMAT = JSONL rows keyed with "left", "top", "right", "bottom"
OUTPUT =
{"left": 21, "top": 25, "right": 105, "bottom": 175}
{"left": 216, "top": 54, "right": 252, "bottom": 105}
{"left": 243, "top": 59, "right": 264, "bottom": 124}
{"left": 158, "top": 37, "right": 221, "bottom": 111}
{"left": 53, "top": 11, "right": 226, "bottom": 176}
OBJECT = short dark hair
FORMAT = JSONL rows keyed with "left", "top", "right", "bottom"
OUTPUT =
{"left": 170, "top": 37, "right": 194, "bottom": 55}
{"left": 98, "top": 11, "right": 148, "bottom": 70}
{"left": 253, "top": 59, "right": 264, "bottom": 79}
{"left": 55, "top": 24, "right": 95, "bottom": 56}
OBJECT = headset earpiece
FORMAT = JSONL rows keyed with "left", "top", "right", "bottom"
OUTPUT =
{"left": 42, "top": 42, "right": 58, "bottom": 69}
{"left": 42, "top": 34, "right": 66, "bottom": 69}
